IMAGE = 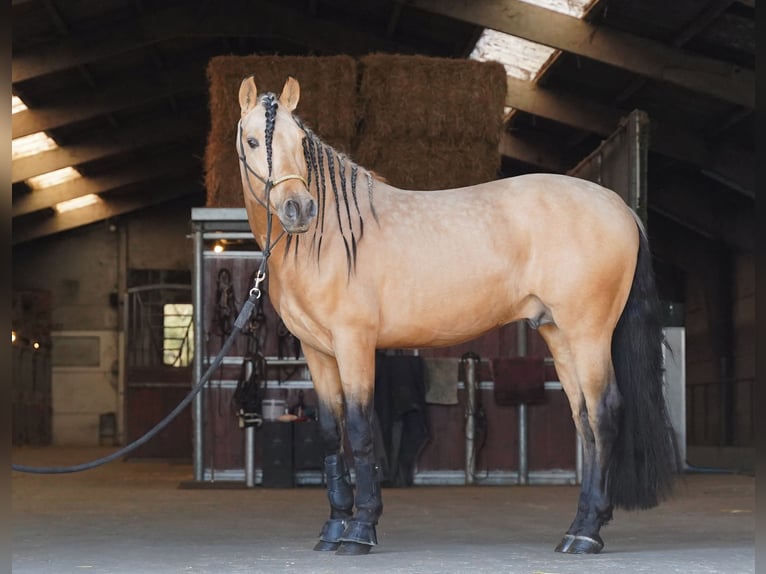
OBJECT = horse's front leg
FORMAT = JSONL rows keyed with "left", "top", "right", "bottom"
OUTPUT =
{"left": 302, "top": 345, "right": 354, "bottom": 552}
{"left": 333, "top": 334, "right": 381, "bottom": 556}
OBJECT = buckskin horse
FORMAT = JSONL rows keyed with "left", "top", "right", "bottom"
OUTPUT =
{"left": 234, "top": 75, "right": 679, "bottom": 556}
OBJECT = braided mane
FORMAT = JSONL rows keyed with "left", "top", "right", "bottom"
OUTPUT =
{"left": 260, "top": 93, "right": 378, "bottom": 277}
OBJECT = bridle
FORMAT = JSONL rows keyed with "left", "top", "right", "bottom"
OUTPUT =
{"left": 237, "top": 118, "right": 308, "bottom": 211}
{"left": 236, "top": 116, "right": 309, "bottom": 297}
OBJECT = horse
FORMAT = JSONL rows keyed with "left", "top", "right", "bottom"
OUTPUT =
{"left": 234, "top": 75, "right": 680, "bottom": 556}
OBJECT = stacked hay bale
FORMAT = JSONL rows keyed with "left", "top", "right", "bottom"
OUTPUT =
{"left": 204, "top": 54, "right": 507, "bottom": 206}
{"left": 205, "top": 55, "right": 358, "bottom": 207}
{"left": 355, "top": 54, "right": 507, "bottom": 190}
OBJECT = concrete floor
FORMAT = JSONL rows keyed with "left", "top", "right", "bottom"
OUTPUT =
{"left": 13, "top": 447, "right": 755, "bottom": 574}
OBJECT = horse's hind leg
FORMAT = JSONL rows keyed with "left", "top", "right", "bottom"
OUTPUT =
{"left": 540, "top": 325, "right": 620, "bottom": 554}
{"left": 302, "top": 346, "right": 354, "bottom": 552}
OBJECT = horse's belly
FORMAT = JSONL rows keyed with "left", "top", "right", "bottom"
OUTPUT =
{"left": 375, "top": 291, "right": 534, "bottom": 349}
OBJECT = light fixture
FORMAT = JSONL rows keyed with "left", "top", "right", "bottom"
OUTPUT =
{"left": 12, "top": 331, "right": 16, "bottom": 343}
{"left": 27, "top": 166, "right": 82, "bottom": 190}
{"left": 33, "top": 342, "right": 40, "bottom": 350}
{"left": 12, "top": 95, "right": 28, "bottom": 114}
{"left": 26, "top": 166, "right": 82, "bottom": 190}
{"left": 213, "top": 243, "right": 224, "bottom": 253}
{"left": 12, "top": 131, "right": 58, "bottom": 160}
{"left": 54, "top": 193, "right": 101, "bottom": 213}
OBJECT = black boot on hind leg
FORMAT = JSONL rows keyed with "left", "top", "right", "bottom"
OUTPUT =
{"left": 314, "top": 454, "right": 354, "bottom": 551}
{"left": 336, "top": 461, "right": 381, "bottom": 556}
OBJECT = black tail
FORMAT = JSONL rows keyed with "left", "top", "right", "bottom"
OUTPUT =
{"left": 608, "top": 225, "right": 681, "bottom": 510}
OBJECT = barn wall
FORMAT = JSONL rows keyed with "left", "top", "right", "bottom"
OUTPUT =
{"left": 685, "top": 249, "right": 754, "bottom": 452}
{"left": 732, "top": 252, "right": 754, "bottom": 445}
{"left": 124, "top": 199, "right": 195, "bottom": 271}
{"left": 13, "top": 223, "right": 119, "bottom": 333}
{"left": 13, "top": 223, "right": 119, "bottom": 445}
{"left": 12, "top": 199, "right": 197, "bottom": 446}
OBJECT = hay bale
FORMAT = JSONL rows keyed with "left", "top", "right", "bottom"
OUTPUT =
{"left": 358, "top": 54, "right": 507, "bottom": 141}
{"left": 354, "top": 138, "right": 500, "bottom": 191}
{"left": 205, "top": 55, "right": 358, "bottom": 207}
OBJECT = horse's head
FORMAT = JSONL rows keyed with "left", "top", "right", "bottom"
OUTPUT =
{"left": 237, "top": 76, "right": 317, "bottom": 234}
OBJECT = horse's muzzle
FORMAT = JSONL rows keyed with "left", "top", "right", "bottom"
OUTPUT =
{"left": 279, "top": 195, "right": 317, "bottom": 233}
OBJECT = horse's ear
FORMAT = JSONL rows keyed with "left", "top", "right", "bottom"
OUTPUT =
{"left": 239, "top": 76, "right": 258, "bottom": 118}
{"left": 279, "top": 76, "right": 300, "bottom": 112}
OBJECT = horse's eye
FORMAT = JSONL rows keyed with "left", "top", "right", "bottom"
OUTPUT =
{"left": 247, "top": 137, "right": 259, "bottom": 149}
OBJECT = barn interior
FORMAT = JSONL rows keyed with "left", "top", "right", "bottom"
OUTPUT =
{"left": 11, "top": 0, "right": 755, "bottom": 570}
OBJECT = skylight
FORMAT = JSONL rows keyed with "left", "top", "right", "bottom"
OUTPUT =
{"left": 12, "top": 132, "right": 58, "bottom": 160}
{"left": 470, "top": 30, "right": 557, "bottom": 81}
{"left": 520, "top": 0, "right": 596, "bottom": 18}
{"left": 27, "top": 166, "right": 83, "bottom": 190}
{"left": 12, "top": 95, "right": 28, "bottom": 114}
{"left": 469, "top": 0, "right": 597, "bottom": 82}
{"left": 54, "top": 194, "right": 101, "bottom": 213}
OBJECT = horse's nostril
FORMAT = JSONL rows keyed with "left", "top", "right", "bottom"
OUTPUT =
{"left": 306, "top": 199, "right": 317, "bottom": 218}
{"left": 285, "top": 199, "right": 300, "bottom": 221}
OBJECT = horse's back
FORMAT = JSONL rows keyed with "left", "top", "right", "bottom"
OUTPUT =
{"left": 363, "top": 173, "right": 640, "bottom": 348}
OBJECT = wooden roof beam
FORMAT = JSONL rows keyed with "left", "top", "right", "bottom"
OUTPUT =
{"left": 12, "top": 154, "right": 196, "bottom": 217}
{"left": 407, "top": 0, "right": 754, "bottom": 108}
{"left": 651, "top": 176, "right": 753, "bottom": 252}
{"left": 498, "top": 132, "right": 562, "bottom": 171}
{"left": 12, "top": 181, "right": 200, "bottom": 245}
{"left": 12, "top": 0, "right": 413, "bottom": 84}
{"left": 503, "top": 76, "right": 754, "bottom": 197}
{"left": 12, "top": 114, "right": 205, "bottom": 183}
{"left": 12, "top": 66, "right": 204, "bottom": 138}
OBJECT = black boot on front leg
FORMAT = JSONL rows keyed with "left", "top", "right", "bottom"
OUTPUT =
{"left": 314, "top": 454, "right": 354, "bottom": 552}
{"left": 336, "top": 461, "right": 381, "bottom": 556}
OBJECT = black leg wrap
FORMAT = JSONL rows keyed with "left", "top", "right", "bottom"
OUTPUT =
{"left": 351, "top": 461, "right": 382, "bottom": 524}
{"left": 339, "top": 520, "right": 378, "bottom": 545}
{"left": 324, "top": 454, "right": 353, "bottom": 516}
{"left": 335, "top": 461, "right": 381, "bottom": 555}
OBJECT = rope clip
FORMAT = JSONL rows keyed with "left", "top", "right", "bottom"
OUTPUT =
{"left": 250, "top": 270, "right": 267, "bottom": 299}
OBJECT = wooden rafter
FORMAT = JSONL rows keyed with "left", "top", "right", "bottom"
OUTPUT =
{"left": 12, "top": 67, "right": 204, "bottom": 138}
{"left": 12, "top": 154, "right": 197, "bottom": 217}
{"left": 407, "top": 0, "right": 754, "bottom": 107}
{"left": 12, "top": 181, "right": 200, "bottom": 245}
{"left": 503, "top": 76, "right": 754, "bottom": 197}
{"left": 12, "top": 114, "right": 205, "bottom": 183}
{"left": 12, "top": 1, "right": 414, "bottom": 83}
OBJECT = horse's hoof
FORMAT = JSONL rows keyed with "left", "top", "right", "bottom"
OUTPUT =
{"left": 313, "top": 540, "right": 340, "bottom": 551}
{"left": 557, "top": 534, "right": 604, "bottom": 554}
{"left": 314, "top": 518, "right": 346, "bottom": 551}
{"left": 335, "top": 541, "right": 373, "bottom": 556}
{"left": 554, "top": 534, "right": 575, "bottom": 553}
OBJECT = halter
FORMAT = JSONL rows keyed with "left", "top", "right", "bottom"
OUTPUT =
{"left": 237, "top": 117, "right": 309, "bottom": 298}
{"left": 237, "top": 119, "right": 308, "bottom": 210}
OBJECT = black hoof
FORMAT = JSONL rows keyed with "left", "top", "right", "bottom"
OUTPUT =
{"left": 554, "top": 534, "right": 575, "bottom": 553}
{"left": 314, "top": 518, "right": 346, "bottom": 551}
{"left": 313, "top": 539, "right": 340, "bottom": 551}
{"left": 555, "top": 534, "right": 604, "bottom": 554}
{"left": 336, "top": 541, "right": 373, "bottom": 556}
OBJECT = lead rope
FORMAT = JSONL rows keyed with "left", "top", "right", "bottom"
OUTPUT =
{"left": 12, "top": 125, "right": 287, "bottom": 475}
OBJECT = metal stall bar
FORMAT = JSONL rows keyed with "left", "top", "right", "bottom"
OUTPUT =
{"left": 192, "top": 222, "right": 205, "bottom": 482}
{"left": 463, "top": 354, "right": 478, "bottom": 484}
{"left": 516, "top": 322, "right": 529, "bottom": 485}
